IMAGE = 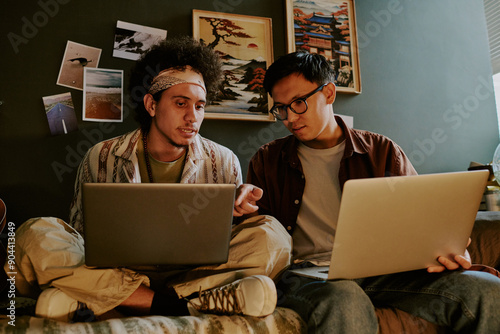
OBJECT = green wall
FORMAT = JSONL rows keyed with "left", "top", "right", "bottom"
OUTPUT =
{"left": 0, "top": 0, "right": 498, "bottom": 225}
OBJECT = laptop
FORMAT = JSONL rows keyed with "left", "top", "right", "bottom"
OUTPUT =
{"left": 82, "top": 183, "right": 236, "bottom": 267}
{"left": 289, "top": 170, "right": 489, "bottom": 280}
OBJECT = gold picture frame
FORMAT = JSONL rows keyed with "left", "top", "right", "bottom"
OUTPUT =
{"left": 193, "top": 9, "right": 275, "bottom": 121}
{"left": 286, "top": 0, "right": 361, "bottom": 94}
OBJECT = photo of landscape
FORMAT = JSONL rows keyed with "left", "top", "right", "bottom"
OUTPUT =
{"left": 113, "top": 20, "right": 167, "bottom": 61}
{"left": 56, "top": 41, "right": 101, "bottom": 91}
{"left": 42, "top": 92, "right": 78, "bottom": 135}
{"left": 83, "top": 68, "right": 123, "bottom": 122}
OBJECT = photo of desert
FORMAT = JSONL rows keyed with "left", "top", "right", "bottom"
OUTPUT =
{"left": 57, "top": 41, "right": 101, "bottom": 90}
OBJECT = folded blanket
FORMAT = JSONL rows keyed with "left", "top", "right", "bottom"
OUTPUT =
{"left": 0, "top": 307, "right": 306, "bottom": 334}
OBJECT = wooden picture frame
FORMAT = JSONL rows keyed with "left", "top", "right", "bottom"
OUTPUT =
{"left": 193, "top": 9, "right": 275, "bottom": 121}
{"left": 286, "top": 0, "right": 361, "bottom": 94}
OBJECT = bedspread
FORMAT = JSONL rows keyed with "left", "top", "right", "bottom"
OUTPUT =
{"left": 1, "top": 307, "right": 306, "bottom": 334}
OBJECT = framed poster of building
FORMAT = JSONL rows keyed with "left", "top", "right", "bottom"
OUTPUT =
{"left": 286, "top": 0, "right": 361, "bottom": 93}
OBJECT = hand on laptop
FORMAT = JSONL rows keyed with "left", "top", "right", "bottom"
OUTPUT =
{"left": 233, "top": 184, "right": 263, "bottom": 217}
{"left": 427, "top": 238, "right": 472, "bottom": 273}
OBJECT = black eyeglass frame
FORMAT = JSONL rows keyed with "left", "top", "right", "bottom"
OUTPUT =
{"left": 270, "top": 83, "right": 328, "bottom": 121}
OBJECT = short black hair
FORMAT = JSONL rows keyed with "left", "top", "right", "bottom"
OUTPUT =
{"left": 129, "top": 36, "right": 223, "bottom": 131}
{"left": 263, "top": 51, "right": 335, "bottom": 96}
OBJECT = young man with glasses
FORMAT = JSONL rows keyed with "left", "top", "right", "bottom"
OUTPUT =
{"left": 246, "top": 51, "right": 500, "bottom": 333}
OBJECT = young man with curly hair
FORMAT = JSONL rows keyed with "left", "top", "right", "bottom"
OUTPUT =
{"left": 10, "top": 37, "right": 291, "bottom": 322}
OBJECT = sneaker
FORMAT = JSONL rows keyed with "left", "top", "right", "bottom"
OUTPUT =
{"left": 187, "top": 275, "right": 277, "bottom": 317}
{"left": 35, "top": 288, "right": 95, "bottom": 322}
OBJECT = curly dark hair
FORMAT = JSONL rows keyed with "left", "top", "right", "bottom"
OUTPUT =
{"left": 129, "top": 36, "right": 223, "bottom": 131}
{"left": 263, "top": 51, "right": 335, "bottom": 96}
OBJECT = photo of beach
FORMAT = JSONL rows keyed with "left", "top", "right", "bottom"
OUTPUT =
{"left": 83, "top": 68, "right": 123, "bottom": 122}
{"left": 113, "top": 20, "right": 167, "bottom": 61}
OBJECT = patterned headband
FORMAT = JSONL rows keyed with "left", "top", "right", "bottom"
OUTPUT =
{"left": 148, "top": 67, "right": 206, "bottom": 95}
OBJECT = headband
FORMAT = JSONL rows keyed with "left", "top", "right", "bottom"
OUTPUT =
{"left": 148, "top": 66, "right": 206, "bottom": 95}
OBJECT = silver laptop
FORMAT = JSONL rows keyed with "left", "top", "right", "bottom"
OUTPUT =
{"left": 290, "top": 170, "right": 489, "bottom": 280}
{"left": 82, "top": 183, "right": 236, "bottom": 267}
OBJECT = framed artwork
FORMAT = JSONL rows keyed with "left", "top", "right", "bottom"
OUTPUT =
{"left": 193, "top": 9, "right": 275, "bottom": 121}
{"left": 286, "top": 0, "right": 361, "bottom": 94}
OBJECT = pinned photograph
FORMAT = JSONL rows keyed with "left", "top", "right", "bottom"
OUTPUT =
{"left": 83, "top": 68, "right": 123, "bottom": 122}
{"left": 56, "top": 41, "right": 102, "bottom": 90}
{"left": 113, "top": 20, "right": 167, "bottom": 60}
{"left": 42, "top": 92, "right": 78, "bottom": 135}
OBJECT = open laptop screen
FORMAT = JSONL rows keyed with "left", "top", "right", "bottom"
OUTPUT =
{"left": 83, "top": 183, "right": 236, "bottom": 267}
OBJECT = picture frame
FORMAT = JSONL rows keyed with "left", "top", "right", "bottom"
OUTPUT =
{"left": 286, "top": 0, "right": 361, "bottom": 94}
{"left": 193, "top": 9, "right": 275, "bottom": 121}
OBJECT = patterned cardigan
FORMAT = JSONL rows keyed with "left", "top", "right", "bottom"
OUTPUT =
{"left": 69, "top": 128, "right": 242, "bottom": 235}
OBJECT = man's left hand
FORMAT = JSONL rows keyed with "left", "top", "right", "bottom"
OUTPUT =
{"left": 233, "top": 184, "right": 263, "bottom": 217}
{"left": 427, "top": 238, "right": 472, "bottom": 273}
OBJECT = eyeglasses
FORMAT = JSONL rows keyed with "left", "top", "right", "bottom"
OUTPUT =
{"left": 270, "top": 83, "right": 328, "bottom": 121}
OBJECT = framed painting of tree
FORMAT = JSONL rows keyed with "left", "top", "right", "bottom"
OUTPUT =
{"left": 193, "top": 10, "right": 275, "bottom": 121}
{"left": 286, "top": 0, "right": 361, "bottom": 94}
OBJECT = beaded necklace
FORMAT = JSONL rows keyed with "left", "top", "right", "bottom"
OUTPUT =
{"left": 142, "top": 131, "right": 155, "bottom": 183}
{"left": 142, "top": 131, "right": 187, "bottom": 183}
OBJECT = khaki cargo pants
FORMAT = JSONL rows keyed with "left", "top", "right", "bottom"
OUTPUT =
{"left": 8, "top": 215, "right": 291, "bottom": 315}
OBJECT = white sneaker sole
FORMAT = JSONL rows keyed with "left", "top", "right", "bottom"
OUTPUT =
{"left": 35, "top": 288, "right": 79, "bottom": 322}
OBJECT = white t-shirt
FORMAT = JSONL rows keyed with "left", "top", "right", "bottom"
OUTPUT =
{"left": 292, "top": 140, "right": 345, "bottom": 264}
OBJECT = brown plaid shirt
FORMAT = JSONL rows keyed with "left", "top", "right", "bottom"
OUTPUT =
{"left": 247, "top": 116, "right": 417, "bottom": 234}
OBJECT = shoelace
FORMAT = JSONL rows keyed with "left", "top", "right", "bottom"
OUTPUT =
{"left": 193, "top": 284, "right": 243, "bottom": 315}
